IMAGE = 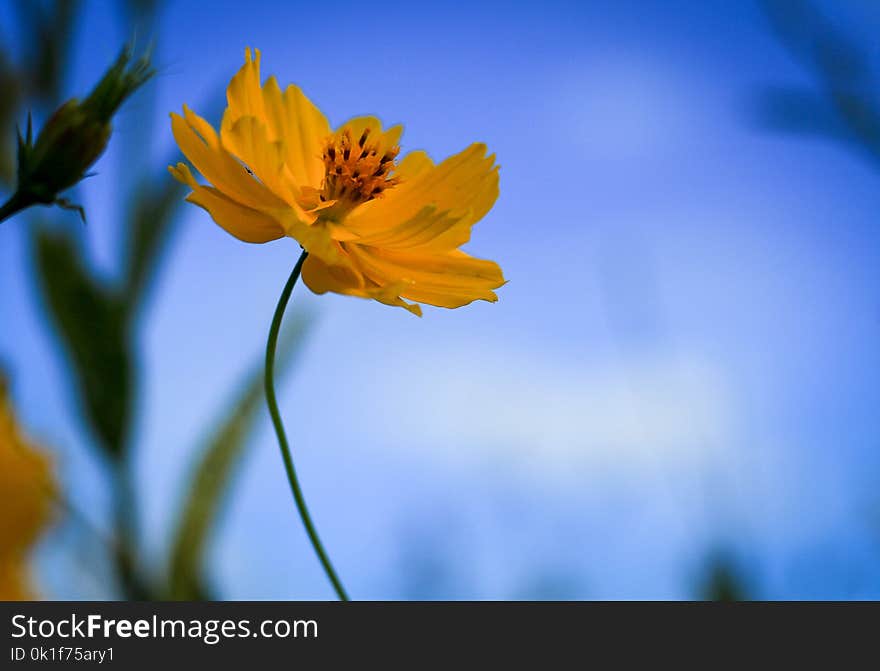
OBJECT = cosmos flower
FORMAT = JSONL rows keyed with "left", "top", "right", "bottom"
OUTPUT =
{"left": 0, "top": 379, "right": 55, "bottom": 600}
{"left": 170, "top": 49, "right": 505, "bottom": 316}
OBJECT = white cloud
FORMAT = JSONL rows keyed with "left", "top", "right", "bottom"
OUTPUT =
{"left": 371, "top": 345, "right": 736, "bottom": 479}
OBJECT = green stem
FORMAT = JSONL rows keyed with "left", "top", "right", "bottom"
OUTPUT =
{"left": 265, "top": 250, "right": 350, "bottom": 601}
{"left": 112, "top": 460, "right": 152, "bottom": 600}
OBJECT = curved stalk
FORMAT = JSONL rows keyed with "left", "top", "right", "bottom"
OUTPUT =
{"left": 264, "top": 250, "right": 349, "bottom": 601}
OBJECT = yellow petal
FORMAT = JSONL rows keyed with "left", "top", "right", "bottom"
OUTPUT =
{"left": 224, "top": 47, "right": 267, "bottom": 125}
{"left": 302, "top": 254, "right": 422, "bottom": 316}
{"left": 352, "top": 205, "right": 467, "bottom": 250}
{"left": 170, "top": 108, "right": 287, "bottom": 211}
{"left": 335, "top": 116, "right": 403, "bottom": 157}
{"left": 170, "top": 163, "right": 285, "bottom": 243}
{"left": 348, "top": 246, "right": 505, "bottom": 308}
{"left": 345, "top": 143, "right": 499, "bottom": 246}
{"left": 393, "top": 150, "right": 434, "bottom": 180}
{"left": 302, "top": 253, "right": 365, "bottom": 293}
{"left": 187, "top": 188, "right": 285, "bottom": 244}
{"left": 221, "top": 48, "right": 331, "bottom": 190}
{"left": 346, "top": 147, "right": 493, "bottom": 251}
{"left": 275, "top": 81, "right": 331, "bottom": 188}
{"left": 220, "top": 115, "right": 300, "bottom": 205}
{"left": 269, "top": 210, "right": 343, "bottom": 262}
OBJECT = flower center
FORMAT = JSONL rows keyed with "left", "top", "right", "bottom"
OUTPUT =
{"left": 320, "top": 128, "right": 399, "bottom": 214}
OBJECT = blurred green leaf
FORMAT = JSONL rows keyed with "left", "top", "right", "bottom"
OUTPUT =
{"left": 122, "top": 87, "right": 230, "bottom": 308}
{"left": 0, "top": 50, "right": 22, "bottom": 186}
{"left": 752, "top": 86, "right": 846, "bottom": 139}
{"left": 13, "top": 0, "right": 81, "bottom": 105}
{"left": 122, "top": 0, "right": 161, "bottom": 25}
{"left": 167, "top": 313, "right": 313, "bottom": 600}
{"left": 32, "top": 227, "right": 132, "bottom": 457}
{"left": 698, "top": 552, "right": 751, "bottom": 602}
{"left": 124, "top": 177, "right": 186, "bottom": 308}
{"left": 758, "top": 0, "right": 880, "bottom": 166}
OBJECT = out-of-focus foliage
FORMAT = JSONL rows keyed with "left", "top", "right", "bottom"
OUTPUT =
{"left": 1, "top": 0, "right": 313, "bottom": 601}
{"left": 31, "top": 157, "right": 183, "bottom": 464}
{"left": 26, "top": 102, "right": 311, "bottom": 598}
{"left": 168, "top": 316, "right": 312, "bottom": 600}
{"left": 11, "top": 0, "right": 81, "bottom": 105}
{"left": 33, "top": 230, "right": 133, "bottom": 457}
{"left": 0, "top": 1, "right": 77, "bottom": 190}
{"left": 125, "top": 178, "right": 186, "bottom": 310}
{"left": 0, "top": 51, "right": 22, "bottom": 185}
{"left": 697, "top": 552, "right": 752, "bottom": 602}
{"left": 754, "top": 0, "right": 880, "bottom": 600}
{"left": 122, "top": 0, "right": 161, "bottom": 24}
{"left": 755, "top": 0, "right": 880, "bottom": 164}
{"left": 1, "top": 45, "right": 153, "bottom": 223}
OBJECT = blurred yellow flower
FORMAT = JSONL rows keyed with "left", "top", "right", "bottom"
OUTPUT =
{"left": 170, "top": 49, "right": 505, "bottom": 316}
{"left": 0, "top": 381, "right": 55, "bottom": 600}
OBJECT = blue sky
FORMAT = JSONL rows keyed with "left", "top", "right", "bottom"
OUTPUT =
{"left": 3, "top": 0, "right": 880, "bottom": 598}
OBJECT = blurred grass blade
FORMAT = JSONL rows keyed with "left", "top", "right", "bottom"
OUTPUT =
{"left": 752, "top": 86, "right": 845, "bottom": 139}
{"left": 0, "top": 49, "right": 22, "bottom": 185}
{"left": 124, "top": 176, "right": 186, "bottom": 309}
{"left": 167, "top": 313, "right": 312, "bottom": 600}
{"left": 697, "top": 552, "right": 751, "bottom": 602}
{"left": 758, "top": 0, "right": 880, "bottom": 163}
{"left": 13, "top": 0, "right": 81, "bottom": 105}
{"left": 761, "top": 0, "right": 866, "bottom": 85}
{"left": 32, "top": 227, "right": 132, "bottom": 457}
{"left": 125, "top": 87, "right": 228, "bottom": 310}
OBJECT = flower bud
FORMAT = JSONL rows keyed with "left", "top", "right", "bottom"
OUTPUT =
{"left": 0, "top": 45, "right": 153, "bottom": 223}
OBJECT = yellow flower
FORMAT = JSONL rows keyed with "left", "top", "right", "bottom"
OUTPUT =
{"left": 0, "top": 380, "right": 55, "bottom": 600}
{"left": 169, "top": 49, "right": 505, "bottom": 316}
